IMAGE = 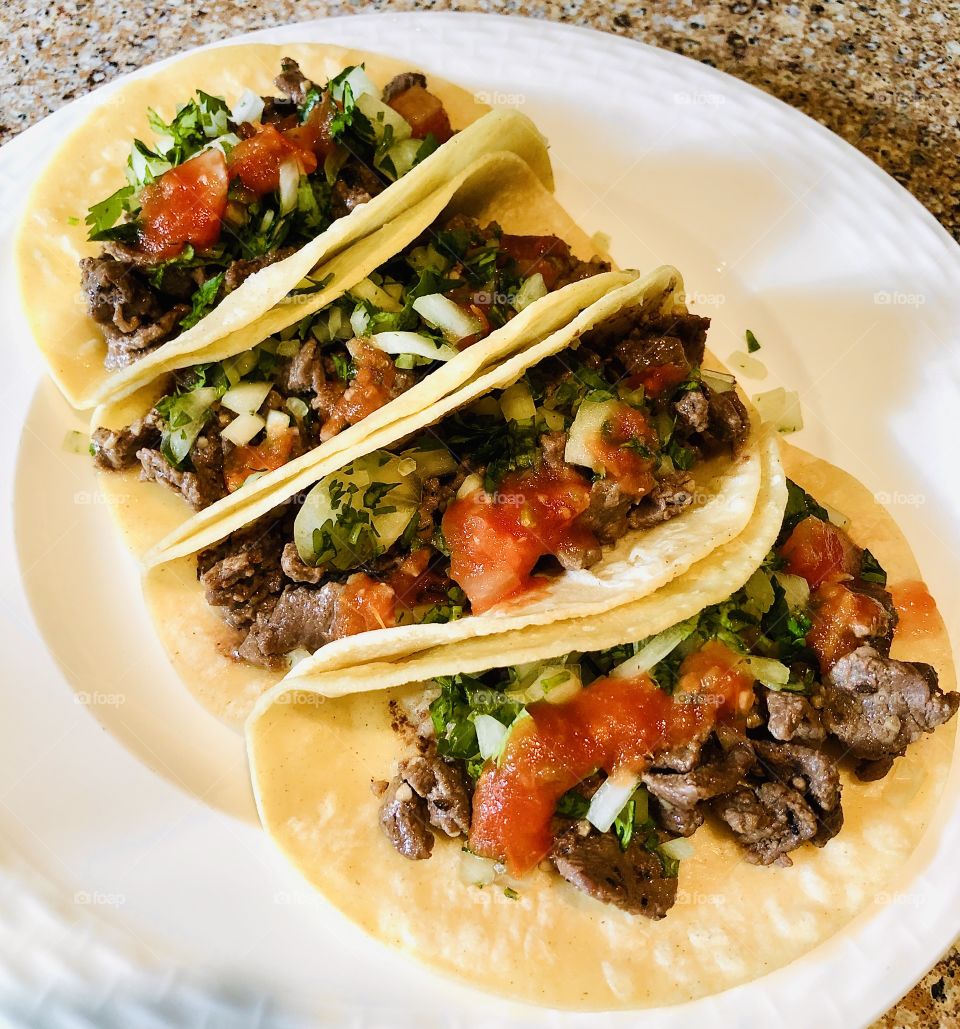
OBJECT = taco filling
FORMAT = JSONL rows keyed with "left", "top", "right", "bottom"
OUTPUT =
{"left": 81, "top": 59, "right": 458, "bottom": 369}
{"left": 194, "top": 303, "right": 750, "bottom": 667}
{"left": 91, "top": 216, "right": 608, "bottom": 509}
{"left": 372, "top": 482, "right": 958, "bottom": 918}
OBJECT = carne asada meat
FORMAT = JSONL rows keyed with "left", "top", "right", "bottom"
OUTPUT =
{"left": 381, "top": 72, "right": 428, "bottom": 104}
{"left": 823, "top": 645, "right": 958, "bottom": 773}
{"left": 763, "top": 688, "right": 827, "bottom": 743}
{"left": 377, "top": 749, "right": 471, "bottom": 860}
{"left": 81, "top": 255, "right": 191, "bottom": 369}
{"left": 90, "top": 413, "right": 161, "bottom": 470}
{"left": 714, "top": 782, "right": 819, "bottom": 866}
{"left": 551, "top": 826, "right": 678, "bottom": 919}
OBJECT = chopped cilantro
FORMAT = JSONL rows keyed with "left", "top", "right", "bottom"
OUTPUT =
{"left": 779, "top": 479, "right": 830, "bottom": 543}
{"left": 503, "top": 887, "right": 519, "bottom": 900}
{"left": 745, "top": 328, "right": 761, "bottom": 353}
{"left": 85, "top": 185, "right": 136, "bottom": 240}
{"left": 180, "top": 272, "right": 225, "bottom": 330}
{"left": 859, "top": 548, "right": 888, "bottom": 586}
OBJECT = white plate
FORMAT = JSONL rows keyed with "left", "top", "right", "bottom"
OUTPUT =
{"left": 2, "top": 12, "right": 959, "bottom": 1027}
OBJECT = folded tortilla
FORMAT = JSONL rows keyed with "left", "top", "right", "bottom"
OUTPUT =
{"left": 16, "top": 42, "right": 552, "bottom": 410}
{"left": 90, "top": 150, "right": 627, "bottom": 557}
{"left": 142, "top": 267, "right": 765, "bottom": 725}
{"left": 244, "top": 439, "right": 957, "bottom": 1009}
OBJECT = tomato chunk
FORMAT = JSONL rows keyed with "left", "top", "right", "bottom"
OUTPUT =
{"left": 890, "top": 580, "right": 940, "bottom": 639}
{"left": 283, "top": 93, "right": 338, "bottom": 159}
{"left": 139, "top": 148, "right": 229, "bottom": 258}
{"left": 780, "top": 516, "right": 861, "bottom": 589}
{"left": 469, "top": 641, "right": 752, "bottom": 875}
{"left": 331, "top": 573, "right": 397, "bottom": 638}
{"left": 386, "top": 85, "right": 452, "bottom": 142}
{"left": 589, "top": 402, "right": 658, "bottom": 497}
{"left": 806, "top": 582, "right": 893, "bottom": 671}
{"left": 223, "top": 428, "right": 297, "bottom": 492}
{"left": 626, "top": 363, "right": 690, "bottom": 399}
{"left": 499, "top": 233, "right": 573, "bottom": 290}
{"left": 441, "top": 464, "right": 594, "bottom": 613}
{"left": 227, "top": 124, "right": 318, "bottom": 196}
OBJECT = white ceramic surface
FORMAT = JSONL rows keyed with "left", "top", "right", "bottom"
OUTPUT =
{"left": 2, "top": 12, "right": 959, "bottom": 1027}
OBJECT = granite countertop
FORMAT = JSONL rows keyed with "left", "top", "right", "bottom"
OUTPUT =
{"left": 3, "top": 1, "right": 958, "bottom": 1024}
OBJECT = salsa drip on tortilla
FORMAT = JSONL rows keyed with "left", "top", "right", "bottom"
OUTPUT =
{"left": 193, "top": 302, "right": 751, "bottom": 668}
{"left": 372, "top": 482, "right": 958, "bottom": 918}
{"left": 91, "top": 215, "right": 608, "bottom": 508}
{"left": 81, "top": 58, "right": 456, "bottom": 370}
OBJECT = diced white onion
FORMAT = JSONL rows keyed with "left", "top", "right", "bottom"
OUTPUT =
{"left": 333, "top": 66, "right": 377, "bottom": 102}
{"left": 773, "top": 571, "right": 810, "bottom": 612}
{"left": 744, "top": 569, "right": 776, "bottom": 616}
{"left": 587, "top": 771, "right": 642, "bottom": 833}
{"left": 475, "top": 715, "right": 508, "bottom": 761}
{"left": 512, "top": 272, "right": 547, "bottom": 312}
{"left": 659, "top": 837, "right": 694, "bottom": 861}
{"left": 412, "top": 294, "right": 483, "bottom": 342}
{"left": 753, "top": 387, "right": 803, "bottom": 433}
{"left": 701, "top": 370, "right": 737, "bottom": 393}
{"left": 279, "top": 160, "right": 300, "bottom": 215}
{"left": 510, "top": 665, "right": 582, "bottom": 705}
{"left": 350, "top": 306, "right": 370, "bottom": 337}
{"left": 727, "top": 351, "right": 768, "bottom": 380}
{"left": 286, "top": 397, "right": 310, "bottom": 420}
{"left": 349, "top": 277, "right": 404, "bottom": 313}
{"left": 355, "top": 93, "right": 413, "bottom": 144}
{"left": 457, "top": 473, "right": 483, "bottom": 499}
{"left": 222, "top": 412, "right": 266, "bottom": 446}
{"left": 265, "top": 409, "right": 290, "bottom": 438}
{"left": 376, "top": 137, "right": 423, "bottom": 180}
{"left": 458, "top": 850, "right": 497, "bottom": 887}
{"left": 540, "top": 407, "right": 565, "bottom": 432}
{"left": 610, "top": 621, "right": 696, "bottom": 679}
{"left": 221, "top": 381, "right": 273, "bottom": 416}
{"left": 369, "top": 332, "right": 458, "bottom": 362}
{"left": 824, "top": 502, "right": 850, "bottom": 530}
{"left": 63, "top": 430, "right": 89, "bottom": 455}
{"left": 499, "top": 381, "right": 536, "bottom": 422}
{"left": 401, "top": 446, "right": 458, "bottom": 479}
{"left": 743, "top": 655, "right": 791, "bottom": 689}
{"left": 564, "top": 398, "right": 619, "bottom": 471}
{"left": 231, "top": 88, "right": 264, "bottom": 125}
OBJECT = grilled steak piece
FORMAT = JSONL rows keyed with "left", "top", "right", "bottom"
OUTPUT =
{"left": 644, "top": 736, "right": 754, "bottom": 810}
{"left": 331, "top": 161, "right": 386, "bottom": 219}
{"left": 764, "top": 689, "right": 826, "bottom": 743}
{"left": 627, "top": 473, "right": 695, "bottom": 529}
{"left": 644, "top": 733, "right": 754, "bottom": 837}
{"left": 237, "top": 583, "right": 345, "bottom": 668}
{"left": 823, "top": 645, "right": 959, "bottom": 775}
{"left": 136, "top": 427, "right": 226, "bottom": 511}
{"left": 198, "top": 517, "right": 289, "bottom": 631}
{"left": 376, "top": 748, "right": 471, "bottom": 860}
{"left": 280, "top": 542, "right": 325, "bottom": 584}
{"left": 81, "top": 255, "right": 190, "bottom": 368}
{"left": 753, "top": 740, "right": 842, "bottom": 846}
{"left": 398, "top": 752, "right": 471, "bottom": 839}
{"left": 274, "top": 57, "right": 317, "bottom": 106}
{"left": 713, "top": 782, "right": 819, "bottom": 866}
{"left": 90, "top": 413, "right": 160, "bottom": 470}
{"left": 223, "top": 247, "right": 297, "bottom": 293}
{"left": 377, "top": 777, "right": 433, "bottom": 860}
{"left": 382, "top": 71, "right": 428, "bottom": 103}
{"left": 703, "top": 386, "right": 751, "bottom": 452}
{"left": 674, "top": 389, "right": 709, "bottom": 434}
{"left": 551, "top": 827, "right": 678, "bottom": 919}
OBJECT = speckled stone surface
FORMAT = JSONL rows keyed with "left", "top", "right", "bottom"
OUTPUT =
{"left": 3, "top": 1, "right": 959, "bottom": 1024}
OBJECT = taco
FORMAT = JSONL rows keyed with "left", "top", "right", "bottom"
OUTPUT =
{"left": 16, "top": 42, "right": 553, "bottom": 409}
{"left": 87, "top": 150, "right": 616, "bottom": 555}
{"left": 141, "top": 267, "right": 766, "bottom": 724}
{"left": 245, "top": 440, "right": 958, "bottom": 1009}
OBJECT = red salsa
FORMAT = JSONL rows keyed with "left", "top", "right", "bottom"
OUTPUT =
{"left": 441, "top": 464, "right": 595, "bottom": 613}
{"left": 469, "top": 641, "right": 754, "bottom": 874}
